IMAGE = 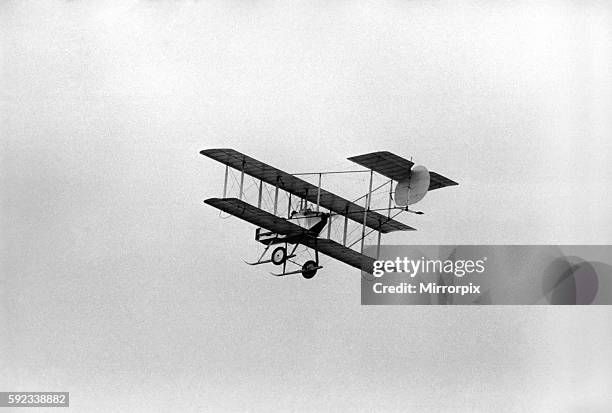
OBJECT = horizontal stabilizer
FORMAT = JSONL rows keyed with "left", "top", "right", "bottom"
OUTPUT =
{"left": 348, "top": 151, "right": 458, "bottom": 191}
{"left": 348, "top": 151, "right": 414, "bottom": 181}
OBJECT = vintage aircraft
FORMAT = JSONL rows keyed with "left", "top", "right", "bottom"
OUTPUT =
{"left": 201, "top": 149, "right": 457, "bottom": 278}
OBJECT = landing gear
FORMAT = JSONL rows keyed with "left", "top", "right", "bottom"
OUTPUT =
{"left": 301, "top": 260, "right": 318, "bottom": 279}
{"left": 271, "top": 247, "right": 287, "bottom": 265}
{"left": 266, "top": 242, "right": 322, "bottom": 277}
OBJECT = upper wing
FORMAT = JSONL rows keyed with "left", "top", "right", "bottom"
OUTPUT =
{"left": 347, "top": 151, "right": 458, "bottom": 191}
{"left": 201, "top": 148, "right": 414, "bottom": 233}
{"left": 204, "top": 198, "right": 306, "bottom": 237}
{"left": 302, "top": 237, "right": 375, "bottom": 274}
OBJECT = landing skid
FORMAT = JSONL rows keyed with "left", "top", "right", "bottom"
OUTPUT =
{"left": 245, "top": 235, "right": 323, "bottom": 279}
{"left": 270, "top": 265, "right": 323, "bottom": 277}
{"left": 245, "top": 241, "right": 299, "bottom": 267}
{"left": 244, "top": 255, "right": 296, "bottom": 266}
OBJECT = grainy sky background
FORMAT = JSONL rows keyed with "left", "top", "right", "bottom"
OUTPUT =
{"left": 2, "top": 1, "right": 612, "bottom": 411}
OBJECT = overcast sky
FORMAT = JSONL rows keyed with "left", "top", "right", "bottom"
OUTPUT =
{"left": 2, "top": 1, "right": 612, "bottom": 411}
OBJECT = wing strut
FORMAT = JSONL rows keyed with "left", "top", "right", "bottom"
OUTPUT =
{"left": 316, "top": 173, "right": 322, "bottom": 212}
{"left": 342, "top": 206, "right": 349, "bottom": 246}
{"left": 360, "top": 169, "right": 374, "bottom": 254}
{"left": 223, "top": 164, "right": 229, "bottom": 198}
{"left": 239, "top": 157, "right": 245, "bottom": 200}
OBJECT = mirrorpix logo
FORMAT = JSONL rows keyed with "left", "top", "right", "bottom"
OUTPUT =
{"left": 370, "top": 256, "right": 487, "bottom": 296}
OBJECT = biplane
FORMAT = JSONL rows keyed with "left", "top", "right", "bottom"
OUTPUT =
{"left": 201, "top": 149, "right": 457, "bottom": 278}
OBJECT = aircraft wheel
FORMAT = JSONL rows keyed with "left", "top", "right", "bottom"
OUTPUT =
{"left": 302, "top": 260, "right": 318, "bottom": 279}
{"left": 271, "top": 247, "right": 287, "bottom": 265}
